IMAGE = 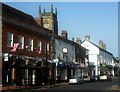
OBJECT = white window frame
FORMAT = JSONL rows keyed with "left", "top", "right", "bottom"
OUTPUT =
{"left": 47, "top": 43, "right": 49, "bottom": 51}
{"left": 7, "top": 32, "right": 13, "bottom": 47}
{"left": 37, "top": 41, "right": 42, "bottom": 51}
{"left": 18, "top": 36, "right": 24, "bottom": 49}
{"left": 28, "top": 38, "right": 33, "bottom": 51}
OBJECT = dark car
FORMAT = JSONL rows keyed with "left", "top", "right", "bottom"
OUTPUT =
{"left": 106, "top": 74, "right": 112, "bottom": 82}
{"left": 90, "top": 75, "right": 99, "bottom": 82}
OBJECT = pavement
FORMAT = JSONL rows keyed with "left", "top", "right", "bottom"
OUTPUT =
{"left": 0, "top": 82, "right": 69, "bottom": 91}
{"left": 105, "top": 85, "right": 120, "bottom": 90}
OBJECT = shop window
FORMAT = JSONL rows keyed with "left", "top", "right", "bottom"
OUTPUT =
{"left": 45, "top": 43, "right": 49, "bottom": 51}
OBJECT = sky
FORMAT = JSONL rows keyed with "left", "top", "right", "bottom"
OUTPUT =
{"left": 4, "top": 2, "right": 118, "bottom": 57}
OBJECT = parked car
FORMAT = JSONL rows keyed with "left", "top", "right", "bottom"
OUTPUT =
{"left": 83, "top": 76, "right": 90, "bottom": 83}
{"left": 99, "top": 73, "right": 111, "bottom": 82}
{"left": 90, "top": 75, "right": 99, "bottom": 82}
{"left": 69, "top": 76, "right": 83, "bottom": 85}
{"left": 106, "top": 74, "right": 112, "bottom": 82}
{"left": 99, "top": 74, "right": 107, "bottom": 81}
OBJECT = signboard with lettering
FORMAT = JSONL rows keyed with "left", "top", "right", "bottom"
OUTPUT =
{"left": 3, "top": 53, "right": 9, "bottom": 61}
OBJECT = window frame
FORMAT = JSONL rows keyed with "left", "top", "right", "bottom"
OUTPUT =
{"left": 28, "top": 38, "right": 33, "bottom": 51}
{"left": 18, "top": 35, "right": 24, "bottom": 49}
{"left": 7, "top": 32, "right": 13, "bottom": 47}
{"left": 37, "top": 41, "right": 42, "bottom": 51}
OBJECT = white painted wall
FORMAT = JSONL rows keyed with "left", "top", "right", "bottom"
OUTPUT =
{"left": 81, "top": 40, "right": 99, "bottom": 66}
{"left": 81, "top": 40, "right": 113, "bottom": 76}
{"left": 55, "top": 38, "right": 76, "bottom": 80}
{"left": 55, "top": 38, "right": 76, "bottom": 63}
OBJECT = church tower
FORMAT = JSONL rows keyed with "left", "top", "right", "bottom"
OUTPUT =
{"left": 35, "top": 4, "right": 58, "bottom": 34}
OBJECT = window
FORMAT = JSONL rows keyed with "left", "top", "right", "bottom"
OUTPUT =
{"left": 7, "top": 32, "right": 13, "bottom": 47}
{"left": 18, "top": 36, "right": 24, "bottom": 49}
{"left": 28, "top": 38, "right": 33, "bottom": 51}
{"left": 44, "top": 24, "right": 49, "bottom": 29}
{"left": 37, "top": 41, "right": 42, "bottom": 51}
{"left": 46, "top": 43, "right": 49, "bottom": 51}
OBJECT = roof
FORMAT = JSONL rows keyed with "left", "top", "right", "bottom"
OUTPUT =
{"left": 2, "top": 3, "right": 52, "bottom": 37}
{"left": 2, "top": 3, "right": 37, "bottom": 26}
{"left": 82, "top": 40, "right": 113, "bottom": 55}
{"left": 54, "top": 33, "right": 87, "bottom": 52}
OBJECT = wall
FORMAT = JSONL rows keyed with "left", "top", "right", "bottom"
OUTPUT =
{"left": 81, "top": 40, "right": 99, "bottom": 65}
{"left": 55, "top": 38, "right": 75, "bottom": 63}
{"left": 2, "top": 22, "right": 51, "bottom": 59}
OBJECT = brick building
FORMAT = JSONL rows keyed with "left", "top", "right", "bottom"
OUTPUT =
{"left": 2, "top": 3, "right": 53, "bottom": 86}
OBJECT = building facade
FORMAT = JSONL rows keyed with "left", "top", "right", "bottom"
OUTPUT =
{"left": 2, "top": 3, "right": 53, "bottom": 86}
{"left": 81, "top": 36, "right": 113, "bottom": 76}
{"left": 54, "top": 31, "right": 87, "bottom": 82}
{"left": 54, "top": 31, "right": 76, "bottom": 82}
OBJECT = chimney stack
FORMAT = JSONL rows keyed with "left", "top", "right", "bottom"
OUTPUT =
{"left": 85, "top": 35, "right": 90, "bottom": 42}
{"left": 76, "top": 38, "right": 81, "bottom": 45}
{"left": 103, "top": 43, "right": 106, "bottom": 50}
{"left": 72, "top": 38, "right": 74, "bottom": 42}
{"left": 99, "top": 40, "right": 103, "bottom": 49}
{"left": 61, "top": 30, "right": 68, "bottom": 39}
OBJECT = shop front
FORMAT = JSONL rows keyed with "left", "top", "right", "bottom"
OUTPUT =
{"left": 2, "top": 54, "right": 52, "bottom": 86}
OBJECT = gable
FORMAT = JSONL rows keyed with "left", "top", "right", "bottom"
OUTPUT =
{"left": 81, "top": 40, "right": 99, "bottom": 55}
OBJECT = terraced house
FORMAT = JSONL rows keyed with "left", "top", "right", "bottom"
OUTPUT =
{"left": 81, "top": 35, "right": 114, "bottom": 77}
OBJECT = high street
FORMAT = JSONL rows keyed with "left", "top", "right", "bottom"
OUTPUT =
{"left": 2, "top": 76, "right": 120, "bottom": 92}
{"left": 39, "top": 76, "right": 119, "bottom": 91}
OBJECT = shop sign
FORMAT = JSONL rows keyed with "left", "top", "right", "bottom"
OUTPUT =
{"left": 53, "top": 59, "right": 57, "bottom": 63}
{"left": 3, "top": 53, "right": 9, "bottom": 61}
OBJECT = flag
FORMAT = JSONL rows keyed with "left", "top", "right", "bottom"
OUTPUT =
{"left": 36, "top": 49, "right": 42, "bottom": 54}
{"left": 25, "top": 45, "right": 30, "bottom": 49}
{"left": 37, "top": 50, "right": 42, "bottom": 54}
{"left": 34, "top": 47, "right": 42, "bottom": 54}
{"left": 11, "top": 43, "right": 19, "bottom": 52}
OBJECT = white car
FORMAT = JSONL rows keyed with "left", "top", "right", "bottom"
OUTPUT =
{"left": 69, "top": 76, "right": 83, "bottom": 84}
{"left": 99, "top": 74, "right": 107, "bottom": 81}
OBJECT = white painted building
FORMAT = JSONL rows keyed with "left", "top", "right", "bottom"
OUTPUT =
{"left": 54, "top": 31, "right": 76, "bottom": 81}
{"left": 81, "top": 36, "right": 113, "bottom": 76}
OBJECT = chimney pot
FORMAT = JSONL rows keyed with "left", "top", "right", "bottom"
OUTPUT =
{"left": 61, "top": 30, "right": 68, "bottom": 39}
{"left": 85, "top": 35, "right": 90, "bottom": 42}
{"left": 76, "top": 38, "right": 81, "bottom": 45}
